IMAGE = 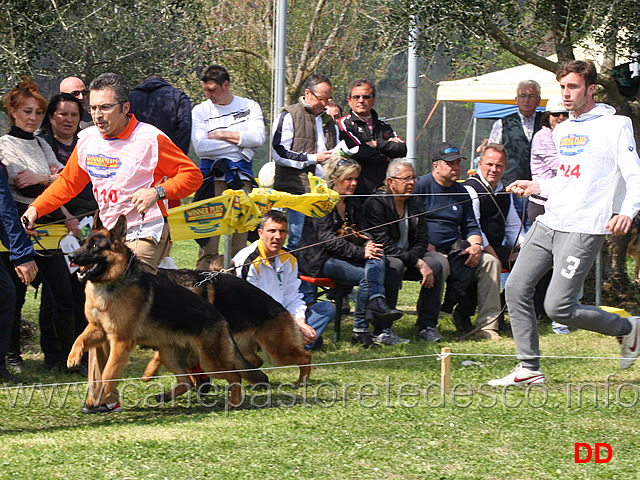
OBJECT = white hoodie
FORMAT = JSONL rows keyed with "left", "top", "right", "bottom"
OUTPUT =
{"left": 537, "top": 104, "right": 640, "bottom": 234}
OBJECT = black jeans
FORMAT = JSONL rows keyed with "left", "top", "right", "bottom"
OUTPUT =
{"left": 387, "top": 253, "right": 446, "bottom": 330}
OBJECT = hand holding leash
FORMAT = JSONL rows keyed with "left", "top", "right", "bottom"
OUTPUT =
{"left": 21, "top": 206, "right": 38, "bottom": 235}
{"left": 14, "top": 260, "right": 38, "bottom": 285}
{"left": 131, "top": 188, "right": 159, "bottom": 214}
{"left": 506, "top": 180, "right": 540, "bottom": 198}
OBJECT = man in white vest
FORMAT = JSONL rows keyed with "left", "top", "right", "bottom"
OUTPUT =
{"left": 23, "top": 72, "right": 202, "bottom": 413}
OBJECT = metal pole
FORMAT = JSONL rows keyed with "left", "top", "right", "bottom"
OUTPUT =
{"left": 224, "top": 235, "right": 233, "bottom": 270}
{"left": 470, "top": 116, "right": 477, "bottom": 172}
{"left": 406, "top": 20, "right": 419, "bottom": 166}
{"left": 442, "top": 101, "right": 447, "bottom": 141}
{"left": 595, "top": 251, "right": 602, "bottom": 307}
{"left": 273, "top": 0, "right": 288, "bottom": 116}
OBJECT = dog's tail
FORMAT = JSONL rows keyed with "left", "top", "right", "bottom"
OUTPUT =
{"left": 233, "top": 343, "right": 269, "bottom": 385}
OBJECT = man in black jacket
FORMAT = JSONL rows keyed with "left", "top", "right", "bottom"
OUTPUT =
{"left": 130, "top": 75, "right": 192, "bottom": 155}
{"left": 339, "top": 79, "right": 407, "bottom": 195}
{"left": 363, "top": 159, "right": 448, "bottom": 342}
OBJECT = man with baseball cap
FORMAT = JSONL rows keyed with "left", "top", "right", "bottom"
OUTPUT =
{"left": 414, "top": 142, "right": 502, "bottom": 340}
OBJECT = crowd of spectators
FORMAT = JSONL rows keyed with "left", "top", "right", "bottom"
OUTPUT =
{"left": 3, "top": 59, "right": 639, "bottom": 398}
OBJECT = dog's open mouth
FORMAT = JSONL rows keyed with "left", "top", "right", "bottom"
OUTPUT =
{"left": 76, "top": 263, "right": 98, "bottom": 281}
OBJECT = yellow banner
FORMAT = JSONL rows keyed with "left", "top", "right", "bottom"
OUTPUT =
{"left": 169, "top": 174, "right": 339, "bottom": 241}
{"left": 2, "top": 174, "right": 338, "bottom": 250}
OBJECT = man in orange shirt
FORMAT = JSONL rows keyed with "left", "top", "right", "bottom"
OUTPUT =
{"left": 23, "top": 72, "right": 202, "bottom": 413}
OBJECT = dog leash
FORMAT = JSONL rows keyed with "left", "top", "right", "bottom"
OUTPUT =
{"left": 193, "top": 270, "right": 221, "bottom": 288}
{"left": 132, "top": 213, "right": 145, "bottom": 256}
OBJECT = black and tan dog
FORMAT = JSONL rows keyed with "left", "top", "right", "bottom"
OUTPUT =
{"left": 627, "top": 215, "right": 640, "bottom": 282}
{"left": 142, "top": 267, "right": 312, "bottom": 389}
{"left": 67, "top": 215, "right": 268, "bottom": 409}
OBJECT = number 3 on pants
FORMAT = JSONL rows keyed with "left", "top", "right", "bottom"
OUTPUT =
{"left": 561, "top": 255, "right": 581, "bottom": 279}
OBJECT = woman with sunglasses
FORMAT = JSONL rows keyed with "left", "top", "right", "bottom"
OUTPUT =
{"left": 297, "top": 155, "right": 406, "bottom": 347}
{"left": 529, "top": 94, "right": 570, "bottom": 335}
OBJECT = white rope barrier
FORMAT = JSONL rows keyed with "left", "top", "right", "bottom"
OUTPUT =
{"left": 0, "top": 350, "right": 633, "bottom": 392}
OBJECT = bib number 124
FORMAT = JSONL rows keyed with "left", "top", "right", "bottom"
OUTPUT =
{"left": 559, "top": 164, "right": 581, "bottom": 179}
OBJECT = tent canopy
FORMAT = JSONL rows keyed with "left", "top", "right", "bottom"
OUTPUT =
{"left": 437, "top": 63, "right": 560, "bottom": 104}
{"left": 473, "top": 103, "right": 545, "bottom": 119}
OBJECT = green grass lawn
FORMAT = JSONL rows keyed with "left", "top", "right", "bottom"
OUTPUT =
{"left": 3, "top": 240, "right": 639, "bottom": 479}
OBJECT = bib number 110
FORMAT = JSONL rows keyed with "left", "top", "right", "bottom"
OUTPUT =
{"left": 94, "top": 187, "right": 118, "bottom": 204}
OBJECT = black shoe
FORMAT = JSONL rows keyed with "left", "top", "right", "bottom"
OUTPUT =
{"left": 46, "top": 361, "right": 62, "bottom": 372}
{"left": 6, "top": 356, "right": 24, "bottom": 374}
{"left": 67, "top": 364, "right": 88, "bottom": 378}
{"left": 366, "top": 297, "right": 403, "bottom": 323}
{"left": 451, "top": 308, "right": 473, "bottom": 334}
{"left": 351, "top": 331, "right": 378, "bottom": 349}
{"left": 498, "top": 318, "right": 512, "bottom": 333}
{"left": 0, "top": 367, "right": 22, "bottom": 384}
{"left": 309, "top": 335, "right": 324, "bottom": 351}
{"left": 341, "top": 301, "right": 351, "bottom": 315}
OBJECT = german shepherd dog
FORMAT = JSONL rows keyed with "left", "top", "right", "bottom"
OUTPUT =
{"left": 627, "top": 215, "right": 640, "bottom": 282}
{"left": 142, "top": 267, "right": 312, "bottom": 390}
{"left": 67, "top": 215, "right": 268, "bottom": 408}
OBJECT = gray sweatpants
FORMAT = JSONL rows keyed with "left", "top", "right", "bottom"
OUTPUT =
{"left": 505, "top": 221, "right": 632, "bottom": 370}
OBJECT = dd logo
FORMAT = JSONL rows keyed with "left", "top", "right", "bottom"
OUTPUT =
{"left": 574, "top": 443, "right": 612, "bottom": 463}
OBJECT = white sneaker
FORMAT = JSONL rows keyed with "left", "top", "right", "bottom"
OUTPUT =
{"left": 488, "top": 364, "right": 545, "bottom": 386}
{"left": 618, "top": 316, "right": 640, "bottom": 370}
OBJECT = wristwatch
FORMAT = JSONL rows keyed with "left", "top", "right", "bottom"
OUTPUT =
{"left": 155, "top": 186, "right": 166, "bottom": 201}
{"left": 473, "top": 242, "right": 484, "bottom": 251}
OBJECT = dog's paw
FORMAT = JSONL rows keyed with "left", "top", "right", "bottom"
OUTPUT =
{"left": 67, "top": 348, "right": 83, "bottom": 368}
{"left": 155, "top": 392, "right": 169, "bottom": 404}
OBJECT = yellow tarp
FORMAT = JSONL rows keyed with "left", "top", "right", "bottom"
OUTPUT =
{"left": 169, "top": 174, "right": 338, "bottom": 241}
{"left": 1, "top": 174, "right": 338, "bottom": 250}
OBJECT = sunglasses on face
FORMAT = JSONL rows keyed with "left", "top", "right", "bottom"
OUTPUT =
{"left": 349, "top": 95, "right": 373, "bottom": 100}
{"left": 550, "top": 112, "right": 569, "bottom": 117}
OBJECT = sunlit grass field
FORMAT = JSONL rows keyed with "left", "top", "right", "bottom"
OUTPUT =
{"left": 3, "top": 240, "right": 639, "bottom": 479}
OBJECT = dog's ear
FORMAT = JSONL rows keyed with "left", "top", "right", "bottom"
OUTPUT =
{"left": 93, "top": 212, "right": 104, "bottom": 230}
{"left": 110, "top": 215, "right": 128, "bottom": 242}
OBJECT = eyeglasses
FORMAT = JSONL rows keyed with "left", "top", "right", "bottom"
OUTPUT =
{"left": 550, "top": 112, "right": 569, "bottom": 117}
{"left": 310, "top": 90, "right": 332, "bottom": 103}
{"left": 349, "top": 94, "right": 374, "bottom": 100}
{"left": 391, "top": 175, "right": 416, "bottom": 183}
{"left": 89, "top": 101, "right": 126, "bottom": 113}
{"left": 70, "top": 89, "right": 88, "bottom": 97}
{"left": 517, "top": 94, "right": 539, "bottom": 100}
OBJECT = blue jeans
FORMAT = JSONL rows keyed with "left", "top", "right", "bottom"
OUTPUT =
{"left": 286, "top": 209, "right": 305, "bottom": 250}
{"left": 321, "top": 256, "right": 387, "bottom": 332}
{"left": 305, "top": 301, "right": 335, "bottom": 349}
